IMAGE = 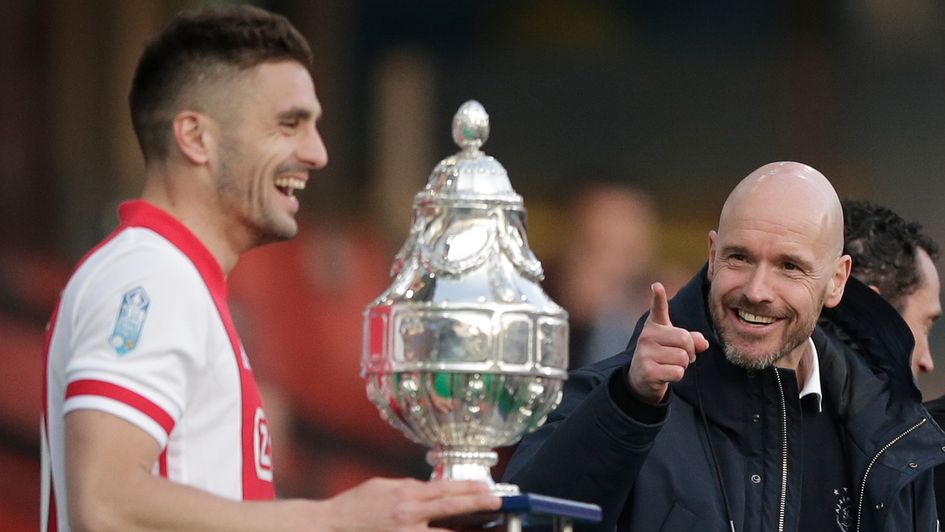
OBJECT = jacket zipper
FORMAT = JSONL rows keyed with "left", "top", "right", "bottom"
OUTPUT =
{"left": 854, "top": 417, "right": 927, "bottom": 532}
{"left": 773, "top": 369, "right": 787, "bottom": 532}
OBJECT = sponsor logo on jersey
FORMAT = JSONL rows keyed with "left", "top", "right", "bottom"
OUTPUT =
{"left": 253, "top": 407, "right": 273, "bottom": 481}
{"left": 110, "top": 286, "right": 150, "bottom": 355}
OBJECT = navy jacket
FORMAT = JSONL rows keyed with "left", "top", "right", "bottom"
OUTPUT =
{"left": 504, "top": 266, "right": 945, "bottom": 531}
{"left": 922, "top": 396, "right": 945, "bottom": 523}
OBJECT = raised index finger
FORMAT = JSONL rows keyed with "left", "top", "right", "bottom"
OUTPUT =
{"left": 648, "top": 282, "right": 672, "bottom": 326}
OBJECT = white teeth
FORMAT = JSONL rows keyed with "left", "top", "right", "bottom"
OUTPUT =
{"left": 274, "top": 176, "right": 306, "bottom": 192}
{"left": 738, "top": 310, "right": 775, "bottom": 324}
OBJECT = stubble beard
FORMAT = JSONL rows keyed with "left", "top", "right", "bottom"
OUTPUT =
{"left": 709, "top": 296, "right": 817, "bottom": 371}
{"left": 720, "top": 336, "right": 789, "bottom": 370}
{"left": 215, "top": 145, "right": 296, "bottom": 247}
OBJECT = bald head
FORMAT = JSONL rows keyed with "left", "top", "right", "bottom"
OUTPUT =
{"left": 707, "top": 161, "right": 852, "bottom": 372}
{"left": 720, "top": 162, "right": 845, "bottom": 260}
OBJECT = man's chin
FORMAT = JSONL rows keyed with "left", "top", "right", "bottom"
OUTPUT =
{"left": 722, "top": 344, "right": 784, "bottom": 371}
{"left": 254, "top": 223, "right": 298, "bottom": 246}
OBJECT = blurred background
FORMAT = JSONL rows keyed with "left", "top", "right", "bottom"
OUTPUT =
{"left": 4, "top": 0, "right": 945, "bottom": 529}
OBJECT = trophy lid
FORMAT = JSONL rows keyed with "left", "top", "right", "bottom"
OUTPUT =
{"left": 420, "top": 100, "right": 521, "bottom": 204}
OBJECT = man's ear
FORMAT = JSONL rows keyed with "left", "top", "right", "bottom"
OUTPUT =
{"left": 707, "top": 230, "right": 718, "bottom": 281}
{"left": 172, "top": 111, "right": 214, "bottom": 165}
{"left": 823, "top": 254, "right": 852, "bottom": 308}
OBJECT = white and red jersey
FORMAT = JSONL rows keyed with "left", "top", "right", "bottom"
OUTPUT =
{"left": 41, "top": 200, "right": 275, "bottom": 531}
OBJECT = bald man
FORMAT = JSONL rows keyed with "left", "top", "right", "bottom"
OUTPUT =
{"left": 503, "top": 162, "right": 945, "bottom": 531}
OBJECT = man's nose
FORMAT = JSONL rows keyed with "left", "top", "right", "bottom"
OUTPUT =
{"left": 743, "top": 267, "right": 775, "bottom": 303}
{"left": 912, "top": 346, "right": 935, "bottom": 375}
{"left": 299, "top": 127, "right": 328, "bottom": 170}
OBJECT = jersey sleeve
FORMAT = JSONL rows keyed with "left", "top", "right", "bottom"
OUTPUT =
{"left": 61, "top": 244, "right": 212, "bottom": 448}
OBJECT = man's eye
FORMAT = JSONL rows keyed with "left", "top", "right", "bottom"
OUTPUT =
{"left": 783, "top": 262, "right": 798, "bottom": 271}
{"left": 280, "top": 120, "right": 300, "bottom": 129}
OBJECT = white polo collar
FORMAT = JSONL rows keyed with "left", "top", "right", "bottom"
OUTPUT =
{"left": 797, "top": 337, "right": 823, "bottom": 413}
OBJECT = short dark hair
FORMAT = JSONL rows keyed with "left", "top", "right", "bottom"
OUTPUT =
{"left": 129, "top": 5, "right": 313, "bottom": 163}
{"left": 842, "top": 199, "right": 940, "bottom": 311}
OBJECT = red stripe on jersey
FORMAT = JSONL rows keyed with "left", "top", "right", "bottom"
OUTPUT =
{"left": 66, "top": 379, "right": 175, "bottom": 436}
{"left": 159, "top": 449, "right": 168, "bottom": 478}
{"left": 47, "top": 494, "right": 57, "bottom": 532}
{"left": 204, "top": 266, "right": 275, "bottom": 499}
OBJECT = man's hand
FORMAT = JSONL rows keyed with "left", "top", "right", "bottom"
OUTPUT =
{"left": 323, "top": 477, "right": 502, "bottom": 531}
{"left": 65, "top": 410, "right": 500, "bottom": 531}
{"left": 628, "top": 282, "right": 709, "bottom": 405}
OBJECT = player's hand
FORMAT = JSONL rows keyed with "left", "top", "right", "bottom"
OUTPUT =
{"left": 323, "top": 477, "right": 501, "bottom": 531}
{"left": 627, "top": 282, "right": 709, "bottom": 405}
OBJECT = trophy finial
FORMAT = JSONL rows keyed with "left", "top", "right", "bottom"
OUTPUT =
{"left": 451, "top": 100, "right": 490, "bottom": 151}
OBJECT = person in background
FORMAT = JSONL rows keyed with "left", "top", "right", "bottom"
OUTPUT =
{"left": 40, "top": 6, "right": 499, "bottom": 531}
{"left": 823, "top": 199, "right": 940, "bottom": 377}
{"left": 820, "top": 199, "right": 945, "bottom": 522}
{"left": 557, "top": 183, "right": 657, "bottom": 368}
{"left": 503, "top": 161, "right": 945, "bottom": 531}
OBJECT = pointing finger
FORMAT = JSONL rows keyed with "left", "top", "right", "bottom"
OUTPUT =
{"left": 648, "top": 282, "right": 672, "bottom": 326}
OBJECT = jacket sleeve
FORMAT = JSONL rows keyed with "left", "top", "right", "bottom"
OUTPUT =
{"left": 502, "top": 356, "right": 667, "bottom": 530}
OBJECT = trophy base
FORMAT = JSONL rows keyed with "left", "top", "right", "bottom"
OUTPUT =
{"left": 430, "top": 492, "right": 602, "bottom": 531}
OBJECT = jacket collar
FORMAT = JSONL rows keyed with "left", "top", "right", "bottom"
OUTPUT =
{"left": 819, "top": 274, "right": 919, "bottom": 402}
{"left": 665, "top": 263, "right": 919, "bottom": 428}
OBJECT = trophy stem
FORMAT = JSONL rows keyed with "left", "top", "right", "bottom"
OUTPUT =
{"left": 426, "top": 447, "right": 521, "bottom": 496}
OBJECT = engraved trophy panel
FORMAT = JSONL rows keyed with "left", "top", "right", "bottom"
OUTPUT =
{"left": 362, "top": 101, "right": 567, "bottom": 496}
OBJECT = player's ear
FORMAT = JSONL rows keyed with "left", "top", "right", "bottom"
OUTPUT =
{"left": 172, "top": 111, "right": 215, "bottom": 166}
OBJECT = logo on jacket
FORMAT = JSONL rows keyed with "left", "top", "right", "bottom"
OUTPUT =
{"left": 110, "top": 286, "right": 150, "bottom": 355}
{"left": 253, "top": 407, "right": 273, "bottom": 482}
{"left": 834, "top": 487, "right": 852, "bottom": 531}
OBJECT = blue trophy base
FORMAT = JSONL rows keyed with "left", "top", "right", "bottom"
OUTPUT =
{"left": 431, "top": 493, "right": 602, "bottom": 531}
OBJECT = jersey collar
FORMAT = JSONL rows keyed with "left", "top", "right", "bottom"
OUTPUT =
{"left": 117, "top": 200, "right": 227, "bottom": 300}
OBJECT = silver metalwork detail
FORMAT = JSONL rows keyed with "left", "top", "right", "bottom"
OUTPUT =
{"left": 362, "top": 101, "right": 568, "bottom": 492}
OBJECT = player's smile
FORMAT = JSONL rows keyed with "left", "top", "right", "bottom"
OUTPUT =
{"left": 274, "top": 174, "right": 307, "bottom": 197}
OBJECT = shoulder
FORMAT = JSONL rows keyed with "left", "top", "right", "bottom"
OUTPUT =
{"left": 60, "top": 228, "right": 213, "bottom": 335}
{"left": 69, "top": 228, "right": 205, "bottom": 300}
{"left": 817, "top": 276, "right": 916, "bottom": 393}
{"left": 924, "top": 395, "right": 945, "bottom": 425}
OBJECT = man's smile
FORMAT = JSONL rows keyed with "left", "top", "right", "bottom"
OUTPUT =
{"left": 736, "top": 309, "right": 777, "bottom": 325}
{"left": 274, "top": 175, "right": 306, "bottom": 197}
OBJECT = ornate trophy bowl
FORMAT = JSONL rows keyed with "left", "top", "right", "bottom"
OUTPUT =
{"left": 362, "top": 101, "right": 568, "bottom": 495}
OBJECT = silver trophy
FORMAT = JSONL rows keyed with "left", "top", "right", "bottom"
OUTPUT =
{"left": 362, "top": 101, "right": 568, "bottom": 495}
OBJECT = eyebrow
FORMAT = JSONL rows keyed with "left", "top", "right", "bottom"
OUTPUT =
{"left": 778, "top": 253, "right": 815, "bottom": 271}
{"left": 719, "top": 245, "right": 752, "bottom": 260}
{"left": 276, "top": 106, "right": 319, "bottom": 123}
{"left": 720, "top": 245, "right": 815, "bottom": 271}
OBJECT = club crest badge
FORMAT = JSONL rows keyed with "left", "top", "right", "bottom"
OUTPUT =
{"left": 110, "top": 287, "right": 150, "bottom": 355}
{"left": 834, "top": 486, "right": 852, "bottom": 531}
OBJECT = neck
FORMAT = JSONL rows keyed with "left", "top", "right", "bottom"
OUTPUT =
{"left": 774, "top": 340, "right": 812, "bottom": 389}
{"left": 140, "top": 165, "right": 245, "bottom": 274}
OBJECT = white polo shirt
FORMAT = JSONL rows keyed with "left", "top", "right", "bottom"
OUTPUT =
{"left": 41, "top": 200, "right": 274, "bottom": 531}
